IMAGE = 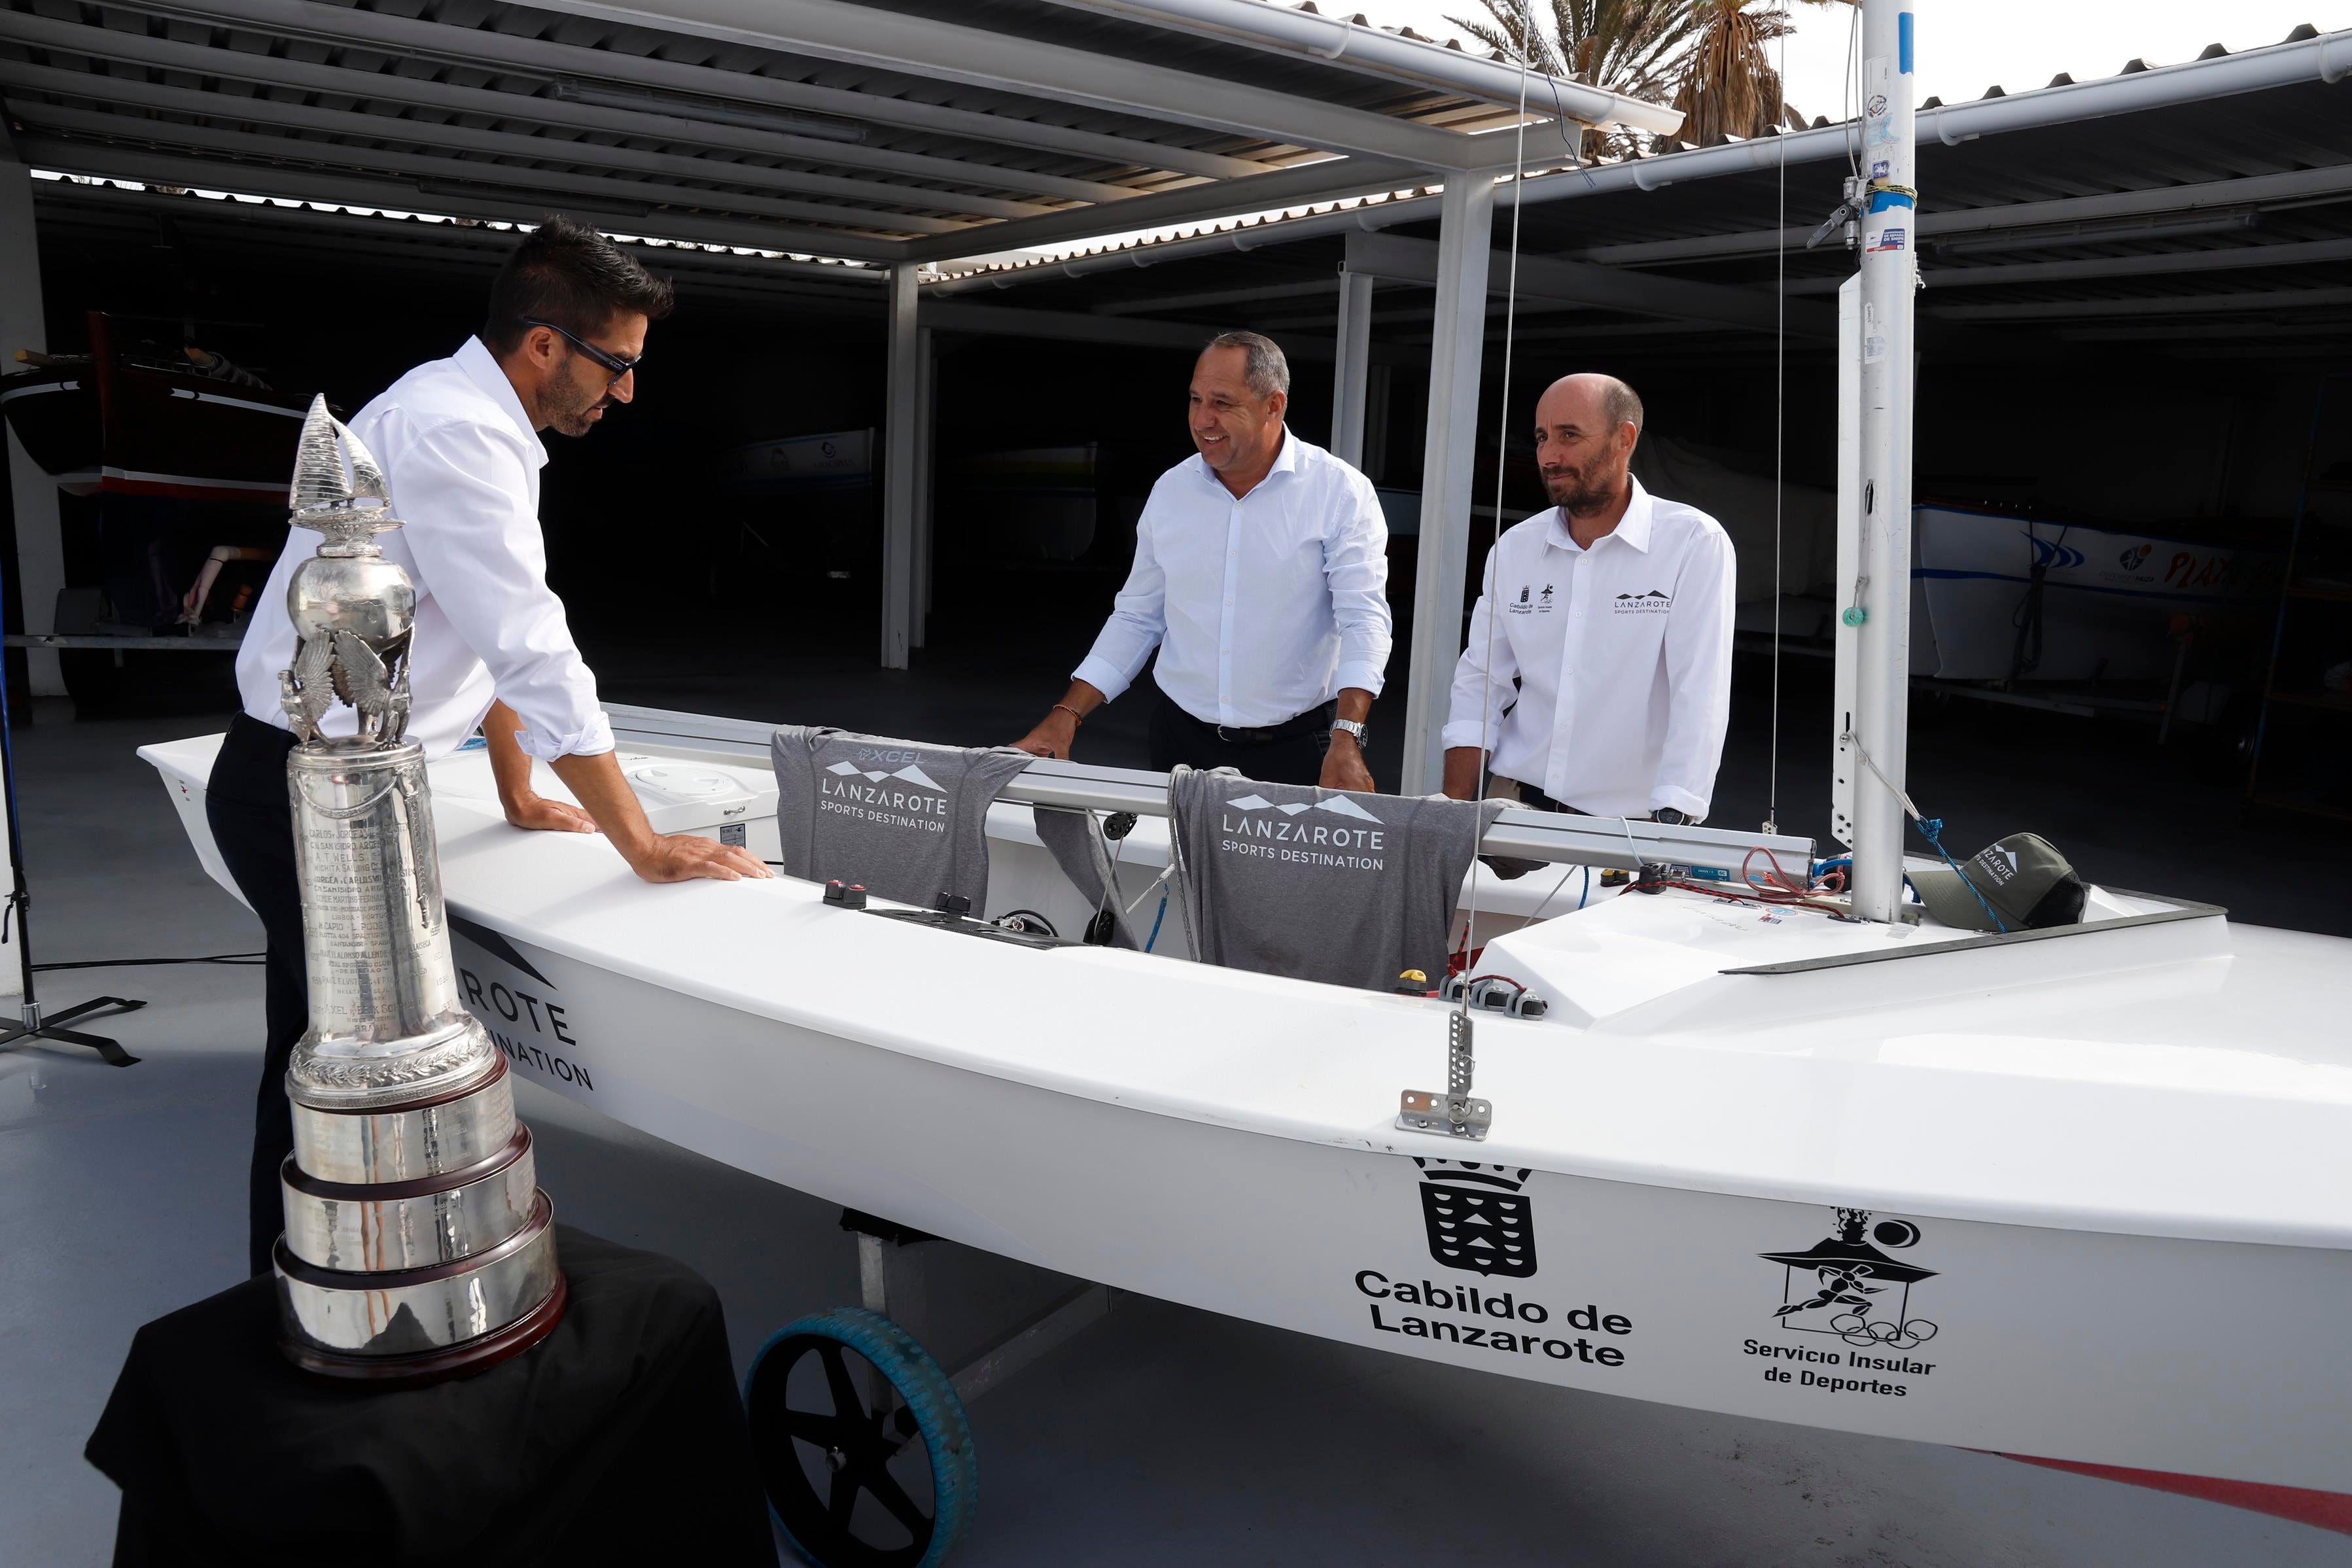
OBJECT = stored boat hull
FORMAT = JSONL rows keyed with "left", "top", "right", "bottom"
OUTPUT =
{"left": 449, "top": 916, "right": 2352, "bottom": 1494}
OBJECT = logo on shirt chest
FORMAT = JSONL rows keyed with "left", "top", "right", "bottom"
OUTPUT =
{"left": 819, "top": 757, "right": 951, "bottom": 829}
{"left": 1613, "top": 589, "right": 1672, "bottom": 616}
{"left": 1506, "top": 584, "right": 1557, "bottom": 616}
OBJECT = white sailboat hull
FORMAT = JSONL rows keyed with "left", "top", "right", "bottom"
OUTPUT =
{"left": 140, "top": 723, "right": 2352, "bottom": 1503}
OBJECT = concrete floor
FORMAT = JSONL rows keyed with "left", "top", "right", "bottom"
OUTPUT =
{"left": 5, "top": 681, "right": 2349, "bottom": 1567}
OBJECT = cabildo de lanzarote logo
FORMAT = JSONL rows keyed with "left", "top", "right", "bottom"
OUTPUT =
{"left": 1417, "top": 1159, "right": 1537, "bottom": 1278}
{"left": 820, "top": 748, "right": 949, "bottom": 832}
{"left": 1744, "top": 1206, "right": 1942, "bottom": 1399}
{"left": 1345, "top": 1159, "right": 1637, "bottom": 1370}
{"left": 1218, "top": 791, "right": 1386, "bottom": 870}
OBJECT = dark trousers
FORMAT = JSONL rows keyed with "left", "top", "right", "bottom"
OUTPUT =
{"left": 204, "top": 714, "right": 303, "bottom": 1278}
{"left": 1149, "top": 688, "right": 1333, "bottom": 787}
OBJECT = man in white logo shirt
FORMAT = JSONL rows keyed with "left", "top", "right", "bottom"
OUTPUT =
{"left": 1013, "top": 331, "right": 1392, "bottom": 789}
{"left": 1442, "top": 374, "right": 1736, "bottom": 825}
{"left": 211, "top": 217, "right": 769, "bottom": 1275}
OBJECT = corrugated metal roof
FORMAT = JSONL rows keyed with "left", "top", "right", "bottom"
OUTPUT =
{"left": 931, "top": 26, "right": 2352, "bottom": 343}
{"left": 0, "top": 0, "right": 1598, "bottom": 263}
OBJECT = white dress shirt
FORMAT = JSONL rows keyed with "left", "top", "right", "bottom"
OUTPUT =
{"left": 236, "top": 337, "right": 614, "bottom": 763}
{"left": 1443, "top": 478, "right": 1736, "bottom": 819}
{"left": 1072, "top": 430, "right": 1392, "bottom": 728}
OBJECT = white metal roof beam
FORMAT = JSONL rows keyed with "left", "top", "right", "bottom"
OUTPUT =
{"left": 1032, "top": 0, "right": 1683, "bottom": 135}
{"left": 99, "top": 0, "right": 1272, "bottom": 181}
{"left": 0, "top": 64, "right": 978, "bottom": 236}
{"left": 897, "top": 155, "right": 1430, "bottom": 264}
{"left": 1345, "top": 230, "right": 1834, "bottom": 337}
{"left": 16, "top": 137, "right": 906, "bottom": 258}
{"left": 8, "top": 101, "right": 939, "bottom": 247}
{"left": 0, "top": 10, "right": 1104, "bottom": 212}
{"left": 519, "top": 0, "right": 1488, "bottom": 169}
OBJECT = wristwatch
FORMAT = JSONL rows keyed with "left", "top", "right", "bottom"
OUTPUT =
{"left": 1330, "top": 718, "right": 1370, "bottom": 748}
{"left": 1653, "top": 807, "right": 1691, "bottom": 827}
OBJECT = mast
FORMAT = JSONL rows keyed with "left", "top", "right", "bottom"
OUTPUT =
{"left": 1841, "top": 0, "right": 1919, "bottom": 923}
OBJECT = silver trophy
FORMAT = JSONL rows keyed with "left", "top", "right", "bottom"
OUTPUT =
{"left": 270, "top": 396, "right": 565, "bottom": 1380}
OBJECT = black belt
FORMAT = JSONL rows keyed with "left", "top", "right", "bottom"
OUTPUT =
{"left": 1162, "top": 692, "right": 1334, "bottom": 746}
{"left": 1494, "top": 777, "right": 1585, "bottom": 814}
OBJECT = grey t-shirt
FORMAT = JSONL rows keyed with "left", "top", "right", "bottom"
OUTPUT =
{"left": 1168, "top": 767, "right": 1500, "bottom": 992}
{"left": 771, "top": 727, "right": 1034, "bottom": 909}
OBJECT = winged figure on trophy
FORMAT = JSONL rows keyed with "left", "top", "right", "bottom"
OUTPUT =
{"left": 278, "top": 394, "right": 415, "bottom": 748}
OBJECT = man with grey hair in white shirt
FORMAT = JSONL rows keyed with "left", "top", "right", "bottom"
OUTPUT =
{"left": 211, "top": 217, "right": 769, "bottom": 1275}
{"left": 1443, "top": 373, "right": 1736, "bottom": 825}
{"left": 1013, "top": 330, "right": 1393, "bottom": 790}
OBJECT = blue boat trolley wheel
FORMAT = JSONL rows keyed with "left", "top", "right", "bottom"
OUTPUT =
{"left": 745, "top": 1307, "right": 977, "bottom": 1568}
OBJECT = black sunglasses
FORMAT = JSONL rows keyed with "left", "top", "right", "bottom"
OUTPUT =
{"left": 521, "top": 317, "right": 641, "bottom": 387}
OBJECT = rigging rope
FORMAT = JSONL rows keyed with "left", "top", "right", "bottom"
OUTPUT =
{"left": 1455, "top": 12, "right": 1537, "bottom": 1016}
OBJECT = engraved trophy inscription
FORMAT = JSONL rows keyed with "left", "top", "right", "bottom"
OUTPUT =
{"left": 270, "top": 396, "right": 565, "bottom": 1380}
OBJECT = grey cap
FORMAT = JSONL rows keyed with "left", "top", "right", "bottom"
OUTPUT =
{"left": 1909, "top": 833, "right": 2086, "bottom": 932}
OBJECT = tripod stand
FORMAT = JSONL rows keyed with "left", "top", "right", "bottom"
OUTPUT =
{"left": 1, "top": 567, "right": 142, "bottom": 1067}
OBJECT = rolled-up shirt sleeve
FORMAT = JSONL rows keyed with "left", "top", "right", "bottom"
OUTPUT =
{"left": 1442, "top": 546, "right": 1518, "bottom": 752}
{"left": 1324, "top": 474, "right": 1392, "bottom": 696}
{"left": 394, "top": 419, "right": 613, "bottom": 759}
{"left": 1653, "top": 525, "right": 1736, "bottom": 817}
{"left": 1070, "top": 498, "right": 1169, "bottom": 703}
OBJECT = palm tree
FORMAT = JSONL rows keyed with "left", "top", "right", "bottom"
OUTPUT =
{"left": 1445, "top": 0, "right": 1703, "bottom": 160}
{"left": 1672, "top": 0, "right": 1823, "bottom": 147}
{"left": 1450, "top": 0, "right": 1836, "bottom": 155}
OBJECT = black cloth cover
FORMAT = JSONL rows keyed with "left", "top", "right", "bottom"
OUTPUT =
{"left": 85, "top": 1226, "right": 777, "bottom": 1568}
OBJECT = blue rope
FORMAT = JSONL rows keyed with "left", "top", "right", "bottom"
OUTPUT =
{"left": 1144, "top": 892, "right": 1167, "bottom": 952}
{"left": 1913, "top": 816, "right": 2008, "bottom": 933}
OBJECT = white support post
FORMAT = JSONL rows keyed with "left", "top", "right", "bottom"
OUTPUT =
{"left": 1, "top": 160, "right": 65, "bottom": 699}
{"left": 879, "top": 264, "right": 919, "bottom": 669}
{"left": 1329, "top": 267, "right": 1374, "bottom": 469}
{"left": 1845, "top": 0, "right": 1919, "bottom": 923}
{"left": 912, "top": 323, "right": 936, "bottom": 650}
{"left": 1399, "top": 176, "right": 1495, "bottom": 796}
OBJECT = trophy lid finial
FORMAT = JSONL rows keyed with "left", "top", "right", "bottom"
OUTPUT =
{"left": 289, "top": 394, "right": 401, "bottom": 552}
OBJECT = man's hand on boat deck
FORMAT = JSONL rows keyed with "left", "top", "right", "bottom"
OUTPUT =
{"left": 624, "top": 833, "right": 775, "bottom": 884}
{"left": 544, "top": 746, "right": 773, "bottom": 884}
{"left": 1013, "top": 710, "right": 1078, "bottom": 759}
{"left": 502, "top": 793, "right": 598, "bottom": 834}
{"left": 1013, "top": 680, "right": 1106, "bottom": 759}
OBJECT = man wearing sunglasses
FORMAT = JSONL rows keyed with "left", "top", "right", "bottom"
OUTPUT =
{"left": 215, "top": 215, "right": 769, "bottom": 1277}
